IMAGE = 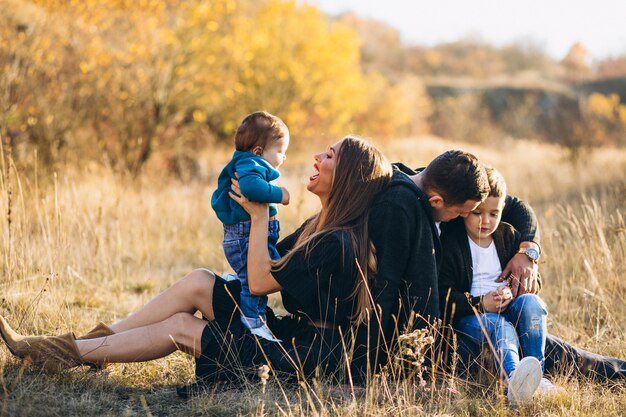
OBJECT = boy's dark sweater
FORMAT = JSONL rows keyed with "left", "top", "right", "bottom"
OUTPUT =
{"left": 438, "top": 218, "right": 542, "bottom": 326}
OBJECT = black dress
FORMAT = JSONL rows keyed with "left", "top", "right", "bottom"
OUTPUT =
{"left": 195, "top": 227, "right": 358, "bottom": 384}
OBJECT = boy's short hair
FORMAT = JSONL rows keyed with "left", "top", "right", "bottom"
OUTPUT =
{"left": 484, "top": 165, "right": 507, "bottom": 198}
{"left": 421, "top": 150, "right": 489, "bottom": 205}
{"left": 235, "top": 111, "right": 288, "bottom": 152}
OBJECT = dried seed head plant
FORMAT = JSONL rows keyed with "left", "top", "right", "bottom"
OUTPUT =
{"left": 395, "top": 328, "right": 435, "bottom": 387}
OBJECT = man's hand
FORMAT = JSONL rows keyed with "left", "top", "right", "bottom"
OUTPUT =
{"left": 497, "top": 242, "right": 539, "bottom": 296}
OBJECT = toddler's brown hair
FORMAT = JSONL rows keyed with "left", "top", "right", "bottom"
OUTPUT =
{"left": 235, "top": 111, "right": 288, "bottom": 153}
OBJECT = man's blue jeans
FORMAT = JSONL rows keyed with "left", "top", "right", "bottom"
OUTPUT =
{"left": 456, "top": 294, "right": 548, "bottom": 377}
{"left": 222, "top": 219, "right": 280, "bottom": 329}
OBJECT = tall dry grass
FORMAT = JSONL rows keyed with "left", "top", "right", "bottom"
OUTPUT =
{"left": 0, "top": 136, "right": 625, "bottom": 416}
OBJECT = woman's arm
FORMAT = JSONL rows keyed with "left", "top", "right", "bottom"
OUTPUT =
{"left": 229, "top": 179, "right": 282, "bottom": 295}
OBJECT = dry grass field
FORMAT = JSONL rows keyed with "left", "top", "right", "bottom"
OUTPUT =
{"left": 1, "top": 136, "right": 625, "bottom": 416}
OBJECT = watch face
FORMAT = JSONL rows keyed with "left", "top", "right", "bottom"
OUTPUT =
{"left": 526, "top": 247, "right": 540, "bottom": 261}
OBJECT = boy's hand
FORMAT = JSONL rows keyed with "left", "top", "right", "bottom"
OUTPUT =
{"left": 496, "top": 285, "right": 513, "bottom": 301}
{"left": 482, "top": 289, "right": 513, "bottom": 313}
{"left": 280, "top": 187, "right": 290, "bottom": 205}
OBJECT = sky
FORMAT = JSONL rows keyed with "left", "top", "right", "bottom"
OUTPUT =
{"left": 305, "top": 0, "right": 626, "bottom": 60}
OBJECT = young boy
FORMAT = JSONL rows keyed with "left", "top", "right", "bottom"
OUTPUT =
{"left": 211, "top": 111, "right": 290, "bottom": 341}
{"left": 439, "top": 166, "right": 560, "bottom": 406}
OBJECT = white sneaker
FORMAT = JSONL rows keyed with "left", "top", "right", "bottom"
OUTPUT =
{"left": 249, "top": 324, "right": 281, "bottom": 342}
{"left": 507, "top": 356, "right": 542, "bottom": 407}
{"left": 538, "top": 377, "right": 555, "bottom": 393}
{"left": 222, "top": 273, "right": 238, "bottom": 282}
{"left": 537, "top": 377, "right": 566, "bottom": 396}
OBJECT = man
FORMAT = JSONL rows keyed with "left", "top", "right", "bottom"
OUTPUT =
{"left": 351, "top": 149, "right": 624, "bottom": 384}
{"left": 350, "top": 150, "right": 492, "bottom": 382}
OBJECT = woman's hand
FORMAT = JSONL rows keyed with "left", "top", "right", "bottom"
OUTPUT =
{"left": 228, "top": 176, "right": 282, "bottom": 295}
{"left": 229, "top": 177, "right": 269, "bottom": 221}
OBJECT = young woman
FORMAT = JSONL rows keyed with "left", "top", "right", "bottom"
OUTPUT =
{"left": 0, "top": 137, "right": 392, "bottom": 384}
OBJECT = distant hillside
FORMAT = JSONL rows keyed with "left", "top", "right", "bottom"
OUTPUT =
{"left": 578, "top": 76, "right": 626, "bottom": 102}
{"left": 332, "top": 12, "right": 626, "bottom": 150}
{"left": 334, "top": 12, "right": 626, "bottom": 82}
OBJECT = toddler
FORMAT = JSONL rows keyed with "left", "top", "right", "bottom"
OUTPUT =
{"left": 211, "top": 111, "right": 290, "bottom": 341}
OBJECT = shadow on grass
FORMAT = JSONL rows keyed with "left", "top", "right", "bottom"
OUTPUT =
{"left": 1, "top": 361, "right": 196, "bottom": 417}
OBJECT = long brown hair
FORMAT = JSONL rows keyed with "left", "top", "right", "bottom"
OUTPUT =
{"left": 273, "top": 136, "right": 393, "bottom": 324}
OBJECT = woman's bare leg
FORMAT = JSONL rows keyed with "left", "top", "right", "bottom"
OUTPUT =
{"left": 79, "top": 312, "right": 207, "bottom": 363}
{"left": 109, "top": 269, "right": 216, "bottom": 334}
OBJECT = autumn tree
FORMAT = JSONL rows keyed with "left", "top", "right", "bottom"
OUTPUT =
{"left": 562, "top": 42, "right": 591, "bottom": 80}
{"left": 2, "top": 0, "right": 420, "bottom": 173}
{"left": 0, "top": 0, "right": 93, "bottom": 166}
{"left": 597, "top": 55, "right": 626, "bottom": 78}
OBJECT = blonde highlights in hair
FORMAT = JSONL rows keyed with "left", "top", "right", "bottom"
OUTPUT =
{"left": 484, "top": 165, "right": 507, "bottom": 198}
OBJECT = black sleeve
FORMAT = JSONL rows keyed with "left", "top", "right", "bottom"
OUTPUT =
{"left": 502, "top": 195, "right": 540, "bottom": 246}
{"left": 276, "top": 230, "right": 299, "bottom": 257}
{"left": 350, "top": 200, "right": 415, "bottom": 382}
{"left": 438, "top": 235, "right": 479, "bottom": 324}
{"left": 271, "top": 232, "right": 350, "bottom": 306}
{"left": 369, "top": 202, "right": 415, "bottom": 329}
{"left": 501, "top": 224, "right": 544, "bottom": 293}
{"left": 276, "top": 220, "right": 311, "bottom": 256}
{"left": 499, "top": 222, "right": 524, "bottom": 264}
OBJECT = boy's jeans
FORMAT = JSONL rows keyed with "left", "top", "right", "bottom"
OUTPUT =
{"left": 222, "top": 219, "right": 280, "bottom": 330}
{"left": 456, "top": 294, "right": 548, "bottom": 377}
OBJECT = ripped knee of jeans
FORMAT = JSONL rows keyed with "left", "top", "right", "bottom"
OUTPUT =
{"left": 529, "top": 315, "right": 543, "bottom": 332}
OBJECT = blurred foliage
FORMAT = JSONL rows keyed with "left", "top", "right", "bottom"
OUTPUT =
{"left": 339, "top": 14, "right": 558, "bottom": 80}
{"left": 598, "top": 56, "right": 626, "bottom": 78}
{"left": 581, "top": 93, "right": 626, "bottom": 147}
{"left": 338, "top": 12, "right": 626, "bottom": 160}
{"left": 2, "top": 1, "right": 625, "bottom": 175}
{"left": 430, "top": 94, "right": 495, "bottom": 143}
{"left": 0, "top": 0, "right": 425, "bottom": 174}
{"left": 561, "top": 42, "right": 591, "bottom": 80}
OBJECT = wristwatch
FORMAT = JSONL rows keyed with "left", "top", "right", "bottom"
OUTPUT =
{"left": 518, "top": 247, "right": 540, "bottom": 263}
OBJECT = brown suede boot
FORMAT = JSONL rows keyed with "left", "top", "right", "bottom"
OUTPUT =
{"left": 0, "top": 315, "right": 45, "bottom": 358}
{"left": 23, "top": 332, "right": 84, "bottom": 372}
{"left": 77, "top": 322, "right": 114, "bottom": 371}
{"left": 77, "top": 322, "right": 114, "bottom": 340}
{"left": 0, "top": 316, "right": 83, "bottom": 372}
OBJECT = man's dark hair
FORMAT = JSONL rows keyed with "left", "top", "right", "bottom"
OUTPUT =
{"left": 421, "top": 150, "right": 489, "bottom": 205}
